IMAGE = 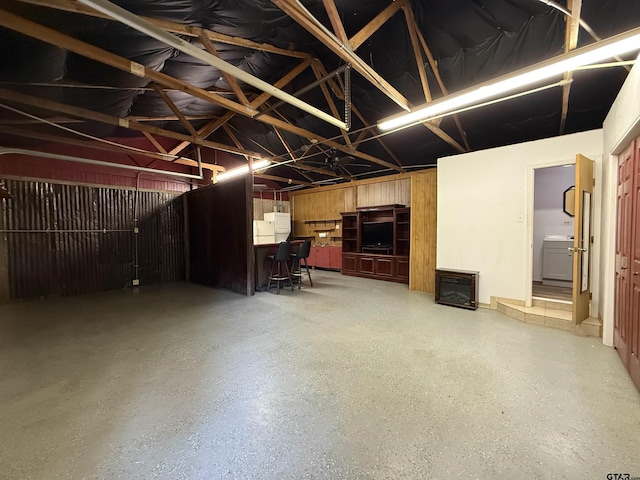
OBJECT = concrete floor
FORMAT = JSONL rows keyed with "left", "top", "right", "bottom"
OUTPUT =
{"left": 1, "top": 271, "right": 639, "bottom": 479}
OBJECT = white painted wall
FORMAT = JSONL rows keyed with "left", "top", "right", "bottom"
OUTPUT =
{"left": 600, "top": 53, "right": 640, "bottom": 346}
{"left": 533, "top": 165, "right": 575, "bottom": 281}
{"left": 437, "top": 130, "right": 602, "bottom": 306}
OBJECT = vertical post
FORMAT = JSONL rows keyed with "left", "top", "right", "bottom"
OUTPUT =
{"left": 0, "top": 195, "right": 10, "bottom": 303}
{"left": 182, "top": 193, "right": 190, "bottom": 281}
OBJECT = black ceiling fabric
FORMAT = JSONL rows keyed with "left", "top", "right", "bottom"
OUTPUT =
{"left": 0, "top": 0, "right": 639, "bottom": 186}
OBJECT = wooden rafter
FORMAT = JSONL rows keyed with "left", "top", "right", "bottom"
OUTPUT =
{"left": 310, "top": 61, "right": 352, "bottom": 147}
{"left": 4, "top": 5, "right": 402, "bottom": 177}
{"left": 412, "top": 15, "right": 471, "bottom": 150}
{"left": 560, "top": 0, "right": 582, "bottom": 134}
{"left": 272, "top": 0, "right": 410, "bottom": 111}
{"left": 0, "top": 10, "right": 257, "bottom": 117}
{"left": 0, "top": 88, "right": 256, "bottom": 160}
{"left": 349, "top": 0, "right": 408, "bottom": 51}
{"left": 322, "top": 0, "right": 348, "bottom": 44}
{"left": 402, "top": 5, "right": 432, "bottom": 103}
{"left": 311, "top": 62, "right": 404, "bottom": 168}
{"left": 351, "top": 106, "right": 403, "bottom": 168}
{"left": 142, "top": 131, "right": 168, "bottom": 154}
{"left": 255, "top": 173, "right": 314, "bottom": 187}
{"left": 229, "top": 123, "right": 338, "bottom": 179}
{"left": 168, "top": 58, "right": 313, "bottom": 156}
{"left": 273, "top": 0, "right": 467, "bottom": 154}
{"left": 272, "top": 126, "right": 316, "bottom": 182}
{"left": 17, "top": 0, "right": 311, "bottom": 59}
{"left": 0, "top": 10, "right": 367, "bottom": 168}
{"left": 154, "top": 86, "right": 199, "bottom": 137}
{"left": 198, "top": 32, "right": 250, "bottom": 106}
{"left": 0, "top": 125, "right": 224, "bottom": 171}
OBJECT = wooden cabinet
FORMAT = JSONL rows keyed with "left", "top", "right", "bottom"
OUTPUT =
{"left": 307, "top": 246, "right": 342, "bottom": 270}
{"left": 341, "top": 212, "right": 358, "bottom": 254}
{"left": 340, "top": 205, "right": 410, "bottom": 284}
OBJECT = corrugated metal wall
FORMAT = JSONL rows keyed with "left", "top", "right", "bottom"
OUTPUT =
{"left": 0, "top": 179, "right": 185, "bottom": 301}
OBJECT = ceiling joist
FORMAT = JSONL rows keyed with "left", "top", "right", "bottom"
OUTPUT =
{"left": 560, "top": 0, "right": 583, "bottom": 134}
{"left": 0, "top": 12, "right": 396, "bottom": 173}
{"left": 16, "top": 0, "right": 311, "bottom": 59}
{"left": 0, "top": 88, "right": 256, "bottom": 160}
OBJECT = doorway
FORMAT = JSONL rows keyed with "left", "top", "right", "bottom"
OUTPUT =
{"left": 532, "top": 164, "right": 576, "bottom": 302}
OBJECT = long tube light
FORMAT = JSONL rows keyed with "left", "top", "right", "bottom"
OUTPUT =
{"left": 77, "top": 0, "right": 348, "bottom": 131}
{"left": 378, "top": 26, "right": 640, "bottom": 132}
{"left": 217, "top": 159, "right": 271, "bottom": 182}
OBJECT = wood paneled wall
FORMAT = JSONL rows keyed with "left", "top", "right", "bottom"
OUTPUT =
{"left": 253, "top": 198, "right": 290, "bottom": 220}
{"left": 291, "top": 187, "right": 356, "bottom": 245}
{"left": 290, "top": 170, "right": 437, "bottom": 292}
{"left": 357, "top": 178, "right": 410, "bottom": 208}
{"left": 409, "top": 170, "right": 437, "bottom": 293}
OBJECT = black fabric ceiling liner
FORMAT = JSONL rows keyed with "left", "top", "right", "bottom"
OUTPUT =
{"left": 1, "top": 0, "right": 639, "bottom": 185}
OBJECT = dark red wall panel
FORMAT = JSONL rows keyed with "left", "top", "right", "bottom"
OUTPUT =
{"left": 186, "top": 175, "right": 254, "bottom": 295}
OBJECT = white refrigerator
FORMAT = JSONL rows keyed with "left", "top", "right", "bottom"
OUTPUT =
{"left": 253, "top": 220, "right": 275, "bottom": 245}
{"left": 264, "top": 212, "right": 291, "bottom": 242}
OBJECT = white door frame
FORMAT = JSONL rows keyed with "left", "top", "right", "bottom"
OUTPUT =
{"left": 524, "top": 158, "right": 576, "bottom": 307}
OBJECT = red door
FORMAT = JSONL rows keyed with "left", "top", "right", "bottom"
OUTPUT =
{"left": 615, "top": 142, "right": 633, "bottom": 369}
{"left": 614, "top": 138, "right": 640, "bottom": 390}
{"left": 629, "top": 140, "right": 640, "bottom": 387}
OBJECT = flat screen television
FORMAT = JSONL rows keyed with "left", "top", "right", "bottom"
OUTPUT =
{"left": 361, "top": 221, "right": 393, "bottom": 248}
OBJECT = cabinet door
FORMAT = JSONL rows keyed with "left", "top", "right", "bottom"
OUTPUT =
{"left": 396, "top": 257, "right": 409, "bottom": 281}
{"left": 317, "top": 247, "right": 331, "bottom": 267}
{"left": 359, "top": 256, "right": 375, "bottom": 274}
{"left": 342, "top": 254, "right": 358, "bottom": 273}
{"left": 307, "top": 247, "right": 320, "bottom": 267}
{"left": 374, "top": 257, "right": 394, "bottom": 277}
{"left": 329, "top": 247, "right": 342, "bottom": 269}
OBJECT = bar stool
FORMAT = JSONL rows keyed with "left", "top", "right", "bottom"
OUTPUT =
{"left": 267, "top": 241, "right": 293, "bottom": 294}
{"left": 290, "top": 240, "right": 313, "bottom": 289}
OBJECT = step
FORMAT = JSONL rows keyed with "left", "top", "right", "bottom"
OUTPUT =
{"left": 531, "top": 297, "right": 572, "bottom": 312}
{"left": 496, "top": 300, "right": 601, "bottom": 337}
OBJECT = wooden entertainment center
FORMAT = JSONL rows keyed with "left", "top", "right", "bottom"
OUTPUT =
{"left": 341, "top": 204, "right": 410, "bottom": 284}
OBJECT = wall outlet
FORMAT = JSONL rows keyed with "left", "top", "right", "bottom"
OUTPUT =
{"left": 335, "top": 224, "right": 340, "bottom": 230}
{"left": 132, "top": 279, "right": 140, "bottom": 286}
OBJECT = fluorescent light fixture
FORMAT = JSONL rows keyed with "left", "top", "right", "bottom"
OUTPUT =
{"left": 378, "top": 26, "right": 640, "bottom": 132}
{"left": 217, "top": 159, "right": 271, "bottom": 182}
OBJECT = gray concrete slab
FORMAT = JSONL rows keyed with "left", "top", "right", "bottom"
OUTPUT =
{"left": 1, "top": 270, "right": 639, "bottom": 479}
